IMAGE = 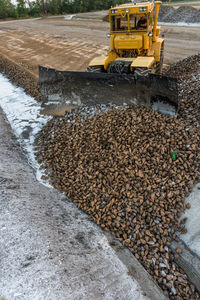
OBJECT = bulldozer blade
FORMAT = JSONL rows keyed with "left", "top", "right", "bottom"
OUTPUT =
{"left": 39, "top": 66, "right": 178, "bottom": 116}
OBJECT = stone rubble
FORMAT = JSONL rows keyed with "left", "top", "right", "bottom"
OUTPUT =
{"left": 159, "top": 5, "right": 200, "bottom": 24}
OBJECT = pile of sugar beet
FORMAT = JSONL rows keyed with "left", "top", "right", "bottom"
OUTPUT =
{"left": 35, "top": 54, "right": 200, "bottom": 300}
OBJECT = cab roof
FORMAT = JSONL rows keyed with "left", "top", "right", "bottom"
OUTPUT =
{"left": 111, "top": 1, "right": 154, "bottom": 9}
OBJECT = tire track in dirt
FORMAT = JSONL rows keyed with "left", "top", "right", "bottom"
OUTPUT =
{"left": 0, "top": 31, "right": 108, "bottom": 76}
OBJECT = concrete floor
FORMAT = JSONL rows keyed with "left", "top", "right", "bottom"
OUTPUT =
{"left": 179, "top": 184, "right": 200, "bottom": 257}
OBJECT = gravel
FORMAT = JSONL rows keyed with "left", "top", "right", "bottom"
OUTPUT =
{"left": 0, "top": 54, "right": 41, "bottom": 101}
{"left": 159, "top": 5, "right": 200, "bottom": 24}
{"left": 164, "top": 53, "right": 200, "bottom": 127}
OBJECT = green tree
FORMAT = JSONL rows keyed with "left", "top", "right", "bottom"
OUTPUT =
{"left": 17, "top": 0, "right": 28, "bottom": 17}
{"left": 46, "top": 0, "right": 60, "bottom": 14}
{"left": 0, "top": 0, "right": 17, "bottom": 18}
{"left": 61, "top": 0, "right": 74, "bottom": 13}
{"left": 46, "top": 0, "right": 132, "bottom": 15}
{"left": 27, "top": 0, "right": 42, "bottom": 16}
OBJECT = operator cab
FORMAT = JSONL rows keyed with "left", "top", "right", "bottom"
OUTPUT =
{"left": 111, "top": 14, "right": 151, "bottom": 32}
{"left": 110, "top": 2, "right": 153, "bottom": 33}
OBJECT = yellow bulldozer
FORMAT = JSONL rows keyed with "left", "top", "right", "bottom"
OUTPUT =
{"left": 39, "top": 1, "right": 178, "bottom": 116}
{"left": 88, "top": 1, "right": 164, "bottom": 75}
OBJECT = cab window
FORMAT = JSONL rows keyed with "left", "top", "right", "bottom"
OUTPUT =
{"left": 130, "top": 14, "right": 148, "bottom": 30}
{"left": 111, "top": 15, "right": 128, "bottom": 31}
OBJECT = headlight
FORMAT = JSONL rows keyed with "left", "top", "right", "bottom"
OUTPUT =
{"left": 126, "top": 8, "right": 129, "bottom": 13}
{"left": 115, "top": 10, "right": 118, "bottom": 13}
{"left": 111, "top": 10, "right": 115, "bottom": 14}
{"left": 139, "top": 7, "right": 147, "bottom": 11}
{"left": 107, "top": 33, "right": 110, "bottom": 38}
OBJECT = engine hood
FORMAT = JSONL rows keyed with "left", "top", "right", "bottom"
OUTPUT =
{"left": 114, "top": 35, "right": 143, "bottom": 50}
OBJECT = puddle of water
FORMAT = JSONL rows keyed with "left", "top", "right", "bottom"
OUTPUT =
{"left": 152, "top": 100, "right": 177, "bottom": 117}
{"left": 64, "top": 14, "right": 103, "bottom": 22}
{"left": 64, "top": 15, "right": 75, "bottom": 20}
{"left": 75, "top": 17, "right": 103, "bottom": 22}
{"left": 41, "top": 104, "right": 77, "bottom": 116}
{"left": 0, "top": 74, "right": 51, "bottom": 187}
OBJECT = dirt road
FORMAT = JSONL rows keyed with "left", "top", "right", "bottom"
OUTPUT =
{"left": 0, "top": 17, "right": 199, "bottom": 79}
